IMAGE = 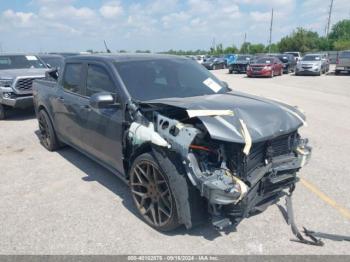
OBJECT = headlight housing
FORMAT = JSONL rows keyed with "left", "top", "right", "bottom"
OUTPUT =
{"left": 0, "top": 78, "right": 14, "bottom": 87}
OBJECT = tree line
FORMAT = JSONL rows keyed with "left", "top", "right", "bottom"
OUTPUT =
{"left": 162, "top": 19, "right": 350, "bottom": 55}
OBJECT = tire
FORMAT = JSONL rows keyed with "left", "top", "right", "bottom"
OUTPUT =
{"left": 335, "top": 70, "right": 340, "bottom": 75}
{"left": 0, "top": 104, "right": 6, "bottom": 120}
{"left": 228, "top": 69, "right": 233, "bottom": 74}
{"left": 38, "top": 109, "right": 60, "bottom": 151}
{"left": 129, "top": 153, "right": 180, "bottom": 231}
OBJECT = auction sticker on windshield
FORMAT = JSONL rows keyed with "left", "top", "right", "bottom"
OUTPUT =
{"left": 203, "top": 78, "right": 222, "bottom": 93}
{"left": 26, "top": 56, "right": 38, "bottom": 61}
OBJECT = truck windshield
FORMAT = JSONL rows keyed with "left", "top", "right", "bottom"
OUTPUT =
{"left": 236, "top": 56, "right": 250, "bottom": 61}
{"left": 0, "top": 55, "right": 46, "bottom": 70}
{"left": 114, "top": 59, "right": 229, "bottom": 101}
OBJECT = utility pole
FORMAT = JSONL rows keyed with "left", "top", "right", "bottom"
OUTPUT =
{"left": 268, "top": 8, "right": 274, "bottom": 54}
{"left": 243, "top": 33, "right": 247, "bottom": 53}
{"left": 326, "top": 0, "right": 334, "bottom": 37}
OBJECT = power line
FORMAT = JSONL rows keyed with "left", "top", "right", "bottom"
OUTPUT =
{"left": 326, "top": 0, "right": 334, "bottom": 37}
{"left": 268, "top": 8, "right": 274, "bottom": 53}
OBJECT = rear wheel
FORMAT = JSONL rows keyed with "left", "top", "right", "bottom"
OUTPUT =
{"left": 335, "top": 70, "right": 340, "bottom": 75}
{"left": 38, "top": 109, "right": 60, "bottom": 151}
{"left": 0, "top": 104, "right": 6, "bottom": 120}
{"left": 129, "top": 153, "right": 180, "bottom": 231}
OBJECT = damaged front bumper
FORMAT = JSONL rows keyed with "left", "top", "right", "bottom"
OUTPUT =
{"left": 186, "top": 144, "right": 311, "bottom": 221}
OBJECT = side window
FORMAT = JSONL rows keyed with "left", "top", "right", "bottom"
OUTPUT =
{"left": 86, "top": 64, "right": 115, "bottom": 97}
{"left": 63, "top": 63, "right": 83, "bottom": 94}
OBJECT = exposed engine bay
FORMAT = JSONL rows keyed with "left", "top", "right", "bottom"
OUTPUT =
{"left": 125, "top": 94, "right": 311, "bottom": 231}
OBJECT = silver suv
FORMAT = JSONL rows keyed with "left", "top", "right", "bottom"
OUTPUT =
{"left": 295, "top": 54, "right": 329, "bottom": 76}
{"left": 0, "top": 54, "right": 48, "bottom": 119}
{"left": 335, "top": 50, "right": 350, "bottom": 75}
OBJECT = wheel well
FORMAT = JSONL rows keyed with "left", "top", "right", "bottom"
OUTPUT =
{"left": 124, "top": 143, "right": 152, "bottom": 179}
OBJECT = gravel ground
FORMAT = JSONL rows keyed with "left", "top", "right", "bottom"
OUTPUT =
{"left": 0, "top": 67, "right": 349, "bottom": 254}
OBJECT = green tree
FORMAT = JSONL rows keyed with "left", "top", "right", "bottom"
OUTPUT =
{"left": 328, "top": 19, "right": 350, "bottom": 41}
{"left": 239, "top": 42, "right": 250, "bottom": 54}
{"left": 249, "top": 43, "right": 265, "bottom": 54}
{"left": 278, "top": 28, "right": 320, "bottom": 53}
{"left": 333, "top": 39, "right": 350, "bottom": 50}
{"left": 223, "top": 45, "right": 238, "bottom": 54}
{"left": 265, "top": 43, "right": 279, "bottom": 53}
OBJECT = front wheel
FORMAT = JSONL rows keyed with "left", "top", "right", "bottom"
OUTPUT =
{"left": 129, "top": 153, "right": 180, "bottom": 231}
{"left": 0, "top": 104, "right": 6, "bottom": 120}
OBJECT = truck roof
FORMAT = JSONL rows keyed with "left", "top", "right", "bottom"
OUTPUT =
{"left": 65, "top": 53, "right": 188, "bottom": 63}
{"left": 0, "top": 53, "right": 41, "bottom": 56}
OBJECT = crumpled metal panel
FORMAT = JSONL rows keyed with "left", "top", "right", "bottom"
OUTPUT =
{"left": 143, "top": 91, "right": 305, "bottom": 144}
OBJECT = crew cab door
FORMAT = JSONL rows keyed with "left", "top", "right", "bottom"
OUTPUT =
{"left": 80, "top": 63, "right": 125, "bottom": 173}
{"left": 53, "top": 62, "right": 89, "bottom": 149}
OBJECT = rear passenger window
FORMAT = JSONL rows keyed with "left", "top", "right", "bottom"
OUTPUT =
{"left": 63, "top": 63, "right": 83, "bottom": 94}
{"left": 86, "top": 65, "right": 115, "bottom": 97}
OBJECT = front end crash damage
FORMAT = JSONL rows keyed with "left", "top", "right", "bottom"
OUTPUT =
{"left": 125, "top": 96, "right": 311, "bottom": 231}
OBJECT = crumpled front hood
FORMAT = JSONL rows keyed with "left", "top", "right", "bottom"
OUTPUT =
{"left": 0, "top": 68, "right": 48, "bottom": 79}
{"left": 144, "top": 91, "right": 305, "bottom": 144}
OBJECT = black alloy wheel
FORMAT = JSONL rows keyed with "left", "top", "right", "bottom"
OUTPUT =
{"left": 130, "top": 154, "right": 179, "bottom": 231}
{"left": 38, "top": 110, "right": 59, "bottom": 151}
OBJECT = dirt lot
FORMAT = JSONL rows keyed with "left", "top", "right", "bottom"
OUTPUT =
{"left": 0, "top": 68, "right": 349, "bottom": 254}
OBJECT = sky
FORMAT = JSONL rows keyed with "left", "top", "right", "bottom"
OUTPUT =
{"left": 0, "top": 0, "right": 349, "bottom": 53}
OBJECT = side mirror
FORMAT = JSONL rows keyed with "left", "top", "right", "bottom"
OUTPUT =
{"left": 90, "top": 92, "right": 116, "bottom": 109}
{"left": 45, "top": 69, "right": 59, "bottom": 80}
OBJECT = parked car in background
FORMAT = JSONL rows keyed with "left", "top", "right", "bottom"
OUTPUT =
{"left": 33, "top": 54, "right": 311, "bottom": 232}
{"left": 195, "top": 55, "right": 206, "bottom": 64}
{"left": 202, "top": 57, "right": 226, "bottom": 70}
{"left": 335, "top": 50, "right": 350, "bottom": 75}
{"left": 247, "top": 56, "right": 283, "bottom": 77}
{"left": 272, "top": 54, "right": 296, "bottom": 73}
{"left": 226, "top": 54, "right": 237, "bottom": 67}
{"left": 224, "top": 54, "right": 235, "bottom": 67}
{"left": 295, "top": 54, "right": 328, "bottom": 76}
{"left": 0, "top": 54, "right": 48, "bottom": 119}
{"left": 38, "top": 54, "right": 64, "bottom": 70}
{"left": 228, "top": 54, "right": 252, "bottom": 74}
{"left": 284, "top": 51, "right": 302, "bottom": 62}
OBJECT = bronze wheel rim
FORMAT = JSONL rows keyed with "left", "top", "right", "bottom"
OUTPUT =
{"left": 130, "top": 160, "right": 173, "bottom": 227}
{"left": 38, "top": 114, "right": 51, "bottom": 148}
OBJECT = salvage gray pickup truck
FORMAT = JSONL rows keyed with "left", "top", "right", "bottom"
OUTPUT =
{"left": 0, "top": 54, "right": 48, "bottom": 119}
{"left": 33, "top": 54, "right": 311, "bottom": 232}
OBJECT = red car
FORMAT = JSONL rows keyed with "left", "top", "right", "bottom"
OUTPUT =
{"left": 247, "top": 57, "right": 283, "bottom": 77}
